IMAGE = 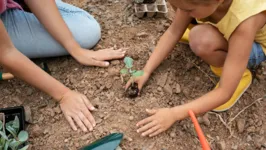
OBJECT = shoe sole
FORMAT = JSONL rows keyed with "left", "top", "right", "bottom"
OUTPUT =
{"left": 212, "top": 79, "right": 252, "bottom": 112}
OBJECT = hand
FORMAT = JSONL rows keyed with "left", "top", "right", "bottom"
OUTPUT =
{"left": 136, "top": 108, "right": 177, "bottom": 137}
{"left": 59, "top": 90, "right": 96, "bottom": 132}
{"left": 72, "top": 47, "right": 126, "bottom": 67}
{"left": 125, "top": 71, "right": 150, "bottom": 95}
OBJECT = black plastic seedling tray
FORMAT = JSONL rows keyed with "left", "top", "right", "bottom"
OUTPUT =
{"left": 0, "top": 106, "right": 26, "bottom": 131}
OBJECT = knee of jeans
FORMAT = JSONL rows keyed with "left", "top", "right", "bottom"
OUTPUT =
{"left": 70, "top": 16, "right": 101, "bottom": 49}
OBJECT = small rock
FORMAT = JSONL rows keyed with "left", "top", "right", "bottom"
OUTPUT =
{"left": 26, "top": 88, "right": 33, "bottom": 96}
{"left": 53, "top": 106, "right": 61, "bottom": 114}
{"left": 31, "top": 125, "right": 42, "bottom": 137}
{"left": 111, "top": 60, "right": 120, "bottom": 65}
{"left": 108, "top": 68, "right": 119, "bottom": 76}
{"left": 247, "top": 126, "right": 256, "bottom": 133}
{"left": 217, "top": 141, "right": 226, "bottom": 150}
{"left": 64, "top": 138, "right": 69, "bottom": 143}
{"left": 174, "top": 83, "right": 181, "bottom": 94}
{"left": 96, "top": 118, "right": 103, "bottom": 124}
{"left": 129, "top": 116, "right": 134, "bottom": 121}
{"left": 136, "top": 32, "right": 149, "bottom": 37}
{"left": 231, "top": 145, "right": 238, "bottom": 150}
{"left": 237, "top": 119, "right": 245, "bottom": 133}
{"left": 157, "top": 87, "right": 162, "bottom": 92}
{"left": 197, "top": 117, "right": 204, "bottom": 124}
{"left": 75, "top": 143, "right": 80, "bottom": 148}
{"left": 157, "top": 73, "right": 168, "bottom": 87}
{"left": 24, "top": 106, "right": 33, "bottom": 123}
{"left": 195, "top": 77, "right": 200, "bottom": 81}
{"left": 124, "top": 135, "right": 133, "bottom": 142}
{"left": 170, "top": 131, "right": 176, "bottom": 138}
{"left": 43, "top": 128, "right": 49, "bottom": 135}
{"left": 202, "top": 113, "right": 210, "bottom": 126}
{"left": 47, "top": 108, "right": 55, "bottom": 117}
{"left": 246, "top": 135, "right": 252, "bottom": 142}
{"left": 163, "top": 84, "right": 172, "bottom": 95}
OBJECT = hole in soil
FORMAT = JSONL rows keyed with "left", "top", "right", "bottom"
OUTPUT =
{"left": 143, "top": 0, "right": 156, "bottom": 3}
{"left": 126, "top": 83, "right": 139, "bottom": 98}
{"left": 157, "top": 5, "right": 167, "bottom": 12}
{"left": 147, "top": 4, "right": 156, "bottom": 11}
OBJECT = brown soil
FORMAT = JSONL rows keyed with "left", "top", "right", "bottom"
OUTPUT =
{"left": 0, "top": 0, "right": 265, "bottom": 150}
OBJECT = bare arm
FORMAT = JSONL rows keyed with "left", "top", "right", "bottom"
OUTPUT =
{"left": 172, "top": 12, "right": 266, "bottom": 119}
{"left": 143, "top": 9, "right": 192, "bottom": 74}
{"left": 0, "top": 20, "right": 69, "bottom": 101}
{"left": 24, "top": 0, "right": 80, "bottom": 55}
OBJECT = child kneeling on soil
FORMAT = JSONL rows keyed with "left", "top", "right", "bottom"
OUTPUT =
{"left": 126, "top": 0, "right": 266, "bottom": 137}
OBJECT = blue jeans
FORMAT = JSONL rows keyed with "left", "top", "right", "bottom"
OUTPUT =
{"left": 248, "top": 42, "right": 266, "bottom": 68}
{"left": 0, "top": 0, "right": 101, "bottom": 58}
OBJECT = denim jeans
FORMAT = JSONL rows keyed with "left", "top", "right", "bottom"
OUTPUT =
{"left": 0, "top": 0, "right": 101, "bottom": 58}
{"left": 248, "top": 42, "right": 266, "bottom": 69}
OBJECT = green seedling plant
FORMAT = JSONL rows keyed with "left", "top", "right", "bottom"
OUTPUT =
{"left": 120, "top": 57, "right": 144, "bottom": 98}
{"left": 0, "top": 116, "right": 29, "bottom": 150}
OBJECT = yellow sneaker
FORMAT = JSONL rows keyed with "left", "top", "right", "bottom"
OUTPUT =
{"left": 179, "top": 24, "right": 196, "bottom": 44}
{"left": 212, "top": 69, "right": 252, "bottom": 112}
{"left": 210, "top": 65, "right": 223, "bottom": 77}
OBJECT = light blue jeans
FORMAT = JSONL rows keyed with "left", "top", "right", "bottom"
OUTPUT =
{"left": 0, "top": 0, "right": 101, "bottom": 58}
{"left": 248, "top": 42, "right": 266, "bottom": 68}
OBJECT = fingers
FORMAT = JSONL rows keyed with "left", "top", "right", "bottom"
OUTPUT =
{"left": 82, "top": 95, "right": 96, "bottom": 111}
{"left": 73, "top": 116, "right": 87, "bottom": 132}
{"left": 65, "top": 116, "right": 77, "bottom": 131}
{"left": 142, "top": 125, "right": 160, "bottom": 137}
{"left": 78, "top": 113, "right": 93, "bottom": 131}
{"left": 137, "top": 121, "right": 157, "bottom": 133}
{"left": 125, "top": 78, "right": 133, "bottom": 90}
{"left": 136, "top": 116, "right": 153, "bottom": 127}
{"left": 149, "top": 128, "right": 164, "bottom": 137}
{"left": 90, "top": 59, "right": 110, "bottom": 67}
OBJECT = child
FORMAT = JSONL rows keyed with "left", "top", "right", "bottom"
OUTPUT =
{"left": 0, "top": 0, "right": 125, "bottom": 132}
{"left": 126, "top": 0, "right": 266, "bottom": 137}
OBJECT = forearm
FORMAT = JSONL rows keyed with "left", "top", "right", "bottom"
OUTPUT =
{"left": 0, "top": 49, "right": 70, "bottom": 101}
{"left": 0, "top": 20, "right": 69, "bottom": 101}
{"left": 24, "top": 0, "right": 81, "bottom": 55}
{"left": 143, "top": 29, "right": 182, "bottom": 74}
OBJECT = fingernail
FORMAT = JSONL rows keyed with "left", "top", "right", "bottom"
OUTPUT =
{"left": 89, "top": 128, "right": 93, "bottom": 131}
{"left": 137, "top": 130, "right": 139, "bottom": 133}
{"left": 141, "top": 133, "right": 145, "bottom": 136}
{"left": 93, "top": 123, "right": 96, "bottom": 127}
{"left": 91, "top": 107, "right": 96, "bottom": 110}
{"left": 105, "top": 62, "right": 110, "bottom": 66}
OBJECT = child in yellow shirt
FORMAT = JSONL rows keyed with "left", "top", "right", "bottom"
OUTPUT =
{"left": 126, "top": 0, "right": 266, "bottom": 137}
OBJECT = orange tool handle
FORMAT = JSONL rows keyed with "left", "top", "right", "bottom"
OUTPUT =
{"left": 188, "top": 110, "right": 211, "bottom": 150}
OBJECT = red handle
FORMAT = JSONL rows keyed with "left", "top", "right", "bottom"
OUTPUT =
{"left": 188, "top": 110, "right": 211, "bottom": 150}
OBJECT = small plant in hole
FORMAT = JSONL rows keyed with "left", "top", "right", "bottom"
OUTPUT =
{"left": 120, "top": 57, "right": 144, "bottom": 98}
{"left": 0, "top": 115, "right": 29, "bottom": 150}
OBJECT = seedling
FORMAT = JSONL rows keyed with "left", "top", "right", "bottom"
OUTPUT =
{"left": 120, "top": 57, "right": 144, "bottom": 98}
{"left": 0, "top": 115, "right": 29, "bottom": 150}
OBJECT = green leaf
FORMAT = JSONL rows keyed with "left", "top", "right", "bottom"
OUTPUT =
{"left": 6, "top": 126, "right": 16, "bottom": 138}
{"left": 0, "top": 121, "right": 2, "bottom": 131}
{"left": 120, "top": 68, "right": 128, "bottom": 74}
{"left": 18, "top": 131, "right": 28, "bottom": 142}
{"left": 12, "top": 116, "right": 19, "bottom": 131}
{"left": 124, "top": 57, "right": 133, "bottom": 69}
{"left": 9, "top": 139, "right": 20, "bottom": 150}
{"left": 132, "top": 70, "right": 144, "bottom": 77}
{"left": 3, "top": 140, "right": 9, "bottom": 150}
{"left": 18, "top": 145, "right": 29, "bottom": 150}
{"left": 0, "top": 131, "right": 8, "bottom": 140}
{"left": 129, "top": 70, "right": 136, "bottom": 74}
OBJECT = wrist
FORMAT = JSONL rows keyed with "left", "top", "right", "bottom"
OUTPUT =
{"left": 171, "top": 106, "right": 188, "bottom": 121}
{"left": 63, "top": 39, "right": 81, "bottom": 55}
{"left": 53, "top": 87, "right": 71, "bottom": 102}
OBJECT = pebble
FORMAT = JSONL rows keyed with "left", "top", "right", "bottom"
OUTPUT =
{"left": 237, "top": 119, "right": 245, "bottom": 133}
{"left": 26, "top": 88, "right": 33, "bottom": 96}
{"left": 24, "top": 105, "right": 33, "bottom": 123}
{"left": 195, "top": 76, "right": 200, "bottom": 81}
{"left": 163, "top": 84, "right": 173, "bottom": 95}
{"left": 217, "top": 141, "right": 226, "bottom": 150}
{"left": 170, "top": 131, "right": 176, "bottom": 138}
{"left": 175, "top": 83, "right": 181, "bottom": 94}
{"left": 111, "top": 60, "right": 120, "bottom": 65}
{"left": 157, "top": 87, "right": 162, "bottom": 92}
{"left": 129, "top": 116, "right": 134, "bottom": 121}
{"left": 247, "top": 126, "right": 256, "bottom": 133}
{"left": 75, "top": 143, "right": 80, "bottom": 148}
{"left": 157, "top": 73, "right": 168, "bottom": 87}
{"left": 246, "top": 135, "right": 252, "bottom": 142}
{"left": 202, "top": 113, "right": 210, "bottom": 126}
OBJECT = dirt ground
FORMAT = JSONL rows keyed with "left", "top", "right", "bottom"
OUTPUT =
{"left": 0, "top": 0, "right": 266, "bottom": 149}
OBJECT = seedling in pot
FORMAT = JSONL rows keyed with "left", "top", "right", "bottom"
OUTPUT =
{"left": 120, "top": 57, "right": 144, "bottom": 98}
{"left": 0, "top": 116, "right": 29, "bottom": 150}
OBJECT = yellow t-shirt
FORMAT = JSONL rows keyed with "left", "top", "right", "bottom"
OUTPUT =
{"left": 197, "top": 0, "right": 266, "bottom": 54}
